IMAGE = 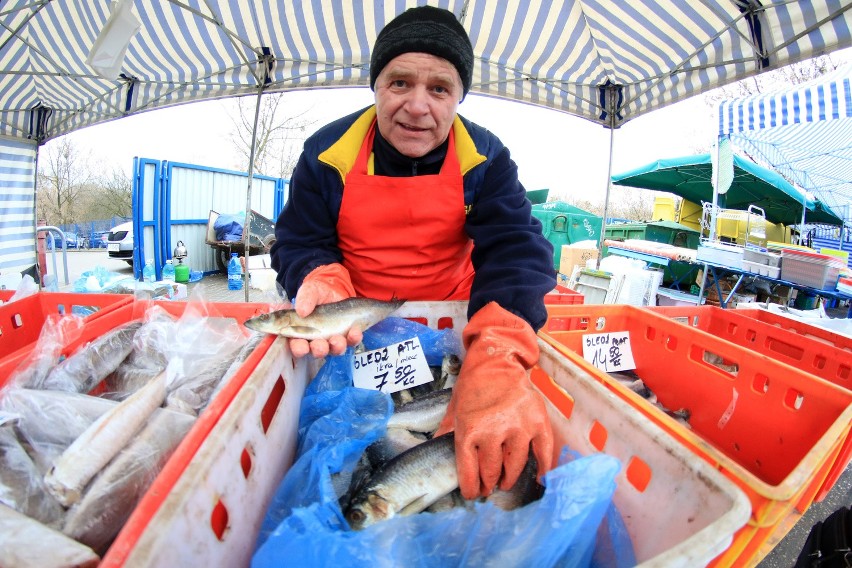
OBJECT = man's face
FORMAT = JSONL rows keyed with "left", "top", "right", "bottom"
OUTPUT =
{"left": 374, "top": 52, "right": 462, "bottom": 158}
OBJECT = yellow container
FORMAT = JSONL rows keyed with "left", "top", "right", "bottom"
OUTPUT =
{"left": 652, "top": 196, "right": 677, "bottom": 222}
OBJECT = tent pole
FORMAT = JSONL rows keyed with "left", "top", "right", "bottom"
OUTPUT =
{"left": 697, "top": 138, "right": 725, "bottom": 307}
{"left": 242, "top": 54, "right": 272, "bottom": 302}
{"left": 596, "top": 87, "right": 617, "bottom": 269}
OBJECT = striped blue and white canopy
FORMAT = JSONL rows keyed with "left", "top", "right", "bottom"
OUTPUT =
{"left": 718, "top": 64, "right": 852, "bottom": 215}
{"left": 1, "top": 0, "right": 851, "bottom": 144}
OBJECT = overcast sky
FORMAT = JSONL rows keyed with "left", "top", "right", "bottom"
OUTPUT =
{"left": 59, "top": 85, "right": 713, "bottom": 205}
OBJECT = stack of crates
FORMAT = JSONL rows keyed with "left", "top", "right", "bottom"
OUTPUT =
{"left": 540, "top": 303, "right": 852, "bottom": 566}
{"left": 0, "top": 297, "right": 765, "bottom": 566}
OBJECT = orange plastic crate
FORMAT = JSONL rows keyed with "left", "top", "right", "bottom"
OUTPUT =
{"left": 0, "top": 299, "right": 281, "bottom": 566}
{"left": 544, "top": 284, "right": 584, "bottom": 305}
{"left": 540, "top": 304, "right": 852, "bottom": 567}
{"left": 0, "top": 292, "right": 133, "bottom": 361}
{"left": 734, "top": 307, "right": 852, "bottom": 352}
{"left": 650, "top": 304, "right": 852, "bottom": 503}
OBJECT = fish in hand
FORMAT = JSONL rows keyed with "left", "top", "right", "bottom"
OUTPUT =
{"left": 243, "top": 298, "right": 405, "bottom": 339}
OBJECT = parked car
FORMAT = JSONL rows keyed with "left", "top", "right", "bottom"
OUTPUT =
{"left": 90, "top": 231, "right": 109, "bottom": 249}
{"left": 106, "top": 221, "right": 134, "bottom": 265}
{"left": 46, "top": 231, "right": 79, "bottom": 250}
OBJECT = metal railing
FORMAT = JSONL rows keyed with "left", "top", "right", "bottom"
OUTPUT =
{"left": 36, "top": 225, "right": 70, "bottom": 286}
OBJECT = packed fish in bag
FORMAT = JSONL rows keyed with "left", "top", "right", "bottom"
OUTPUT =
{"left": 0, "top": 296, "right": 263, "bottom": 560}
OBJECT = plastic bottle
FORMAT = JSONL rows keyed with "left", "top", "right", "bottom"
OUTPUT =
{"left": 227, "top": 253, "right": 243, "bottom": 290}
{"left": 143, "top": 259, "right": 156, "bottom": 283}
{"left": 162, "top": 259, "right": 176, "bottom": 282}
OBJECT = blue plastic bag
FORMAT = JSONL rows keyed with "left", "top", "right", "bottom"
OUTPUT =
{"left": 253, "top": 321, "right": 634, "bottom": 568}
{"left": 361, "top": 317, "right": 463, "bottom": 366}
{"left": 213, "top": 213, "right": 244, "bottom": 242}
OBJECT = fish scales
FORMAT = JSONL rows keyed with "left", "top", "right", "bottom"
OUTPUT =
{"left": 243, "top": 298, "right": 405, "bottom": 339}
{"left": 344, "top": 432, "right": 458, "bottom": 530}
{"left": 387, "top": 388, "right": 451, "bottom": 434}
{"left": 42, "top": 321, "right": 142, "bottom": 393}
{"left": 44, "top": 370, "right": 168, "bottom": 507}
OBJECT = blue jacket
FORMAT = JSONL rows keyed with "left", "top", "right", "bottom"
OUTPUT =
{"left": 270, "top": 105, "right": 556, "bottom": 330}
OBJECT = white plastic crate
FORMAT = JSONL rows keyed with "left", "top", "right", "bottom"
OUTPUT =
{"left": 696, "top": 241, "right": 744, "bottom": 269}
{"left": 535, "top": 340, "right": 750, "bottom": 566}
{"left": 102, "top": 301, "right": 749, "bottom": 567}
{"left": 780, "top": 250, "right": 843, "bottom": 290}
{"left": 742, "top": 259, "right": 781, "bottom": 279}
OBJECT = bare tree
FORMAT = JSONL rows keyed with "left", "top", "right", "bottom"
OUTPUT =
{"left": 37, "top": 137, "right": 93, "bottom": 226}
{"left": 228, "top": 93, "right": 316, "bottom": 179}
{"left": 703, "top": 54, "right": 847, "bottom": 108}
{"left": 73, "top": 167, "right": 132, "bottom": 221}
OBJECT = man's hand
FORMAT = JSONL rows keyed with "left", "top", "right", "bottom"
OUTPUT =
{"left": 434, "top": 302, "right": 553, "bottom": 499}
{"left": 289, "top": 263, "right": 358, "bottom": 358}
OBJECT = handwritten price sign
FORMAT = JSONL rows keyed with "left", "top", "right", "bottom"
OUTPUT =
{"left": 352, "top": 336, "right": 433, "bottom": 394}
{"left": 581, "top": 331, "right": 636, "bottom": 372}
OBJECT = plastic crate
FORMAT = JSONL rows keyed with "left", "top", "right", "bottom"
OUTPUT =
{"left": 780, "top": 249, "right": 843, "bottom": 290}
{"left": 540, "top": 304, "right": 852, "bottom": 567}
{"left": 650, "top": 304, "right": 852, "bottom": 503}
{"left": 534, "top": 339, "right": 750, "bottom": 566}
{"left": 78, "top": 301, "right": 746, "bottom": 567}
{"left": 544, "top": 284, "right": 584, "bottom": 305}
{"left": 0, "top": 292, "right": 133, "bottom": 361}
{"left": 0, "top": 298, "right": 278, "bottom": 566}
{"left": 733, "top": 307, "right": 852, "bottom": 352}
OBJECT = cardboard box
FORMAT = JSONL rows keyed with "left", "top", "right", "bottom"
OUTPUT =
{"left": 559, "top": 246, "right": 598, "bottom": 277}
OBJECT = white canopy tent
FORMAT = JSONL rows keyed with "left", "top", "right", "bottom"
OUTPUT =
{"left": 2, "top": 0, "right": 852, "bottom": 279}
{"left": 2, "top": 0, "right": 851, "bottom": 141}
{"left": 716, "top": 63, "right": 852, "bottom": 227}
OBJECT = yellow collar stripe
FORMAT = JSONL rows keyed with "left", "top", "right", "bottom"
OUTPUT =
{"left": 319, "top": 107, "right": 486, "bottom": 181}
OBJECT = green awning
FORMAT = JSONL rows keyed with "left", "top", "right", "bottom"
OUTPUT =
{"left": 612, "top": 154, "right": 844, "bottom": 226}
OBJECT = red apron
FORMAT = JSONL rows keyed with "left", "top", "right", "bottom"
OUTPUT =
{"left": 337, "top": 122, "right": 474, "bottom": 300}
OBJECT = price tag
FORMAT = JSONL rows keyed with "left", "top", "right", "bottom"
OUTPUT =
{"left": 352, "top": 336, "right": 433, "bottom": 394}
{"left": 581, "top": 331, "right": 636, "bottom": 372}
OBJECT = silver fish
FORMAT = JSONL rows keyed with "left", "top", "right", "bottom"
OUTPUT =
{"left": 365, "top": 427, "right": 428, "bottom": 466}
{"left": 243, "top": 298, "right": 405, "bottom": 339}
{"left": 44, "top": 370, "right": 168, "bottom": 507}
{"left": 0, "top": 425, "right": 64, "bottom": 528}
{"left": 41, "top": 321, "right": 142, "bottom": 393}
{"left": 484, "top": 452, "right": 544, "bottom": 512}
{"left": 387, "top": 388, "right": 452, "bottom": 435}
{"left": 62, "top": 407, "right": 195, "bottom": 554}
{"left": 344, "top": 432, "right": 458, "bottom": 531}
{"left": 0, "top": 503, "right": 100, "bottom": 568}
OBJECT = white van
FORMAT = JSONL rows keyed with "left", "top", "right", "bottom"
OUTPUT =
{"left": 106, "top": 221, "right": 134, "bottom": 265}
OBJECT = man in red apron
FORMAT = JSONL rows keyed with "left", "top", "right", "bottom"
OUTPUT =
{"left": 271, "top": 6, "right": 557, "bottom": 501}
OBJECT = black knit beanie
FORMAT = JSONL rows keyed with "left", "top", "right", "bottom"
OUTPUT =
{"left": 370, "top": 5, "right": 474, "bottom": 98}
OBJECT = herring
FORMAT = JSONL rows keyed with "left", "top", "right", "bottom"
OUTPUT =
{"left": 243, "top": 298, "right": 405, "bottom": 339}
{"left": 344, "top": 432, "right": 458, "bottom": 530}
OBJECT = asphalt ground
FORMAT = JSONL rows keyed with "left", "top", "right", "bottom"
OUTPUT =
{"left": 48, "top": 249, "right": 852, "bottom": 566}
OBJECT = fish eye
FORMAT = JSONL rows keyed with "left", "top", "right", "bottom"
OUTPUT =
{"left": 347, "top": 509, "right": 365, "bottom": 523}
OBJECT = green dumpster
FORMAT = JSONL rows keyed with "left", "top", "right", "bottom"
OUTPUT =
{"left": 604, "top": 220, "right": 701, "bottom": 286}
{"left": 531, "top": 202, "right": 602, "bottom": 271}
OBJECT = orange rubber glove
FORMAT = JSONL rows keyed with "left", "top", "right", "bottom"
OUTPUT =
{"left": 291, "top": 263, "right": 357, "bottom": 358}
{"left": 435, "top": 301, "right": 553, "bottom": 499}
